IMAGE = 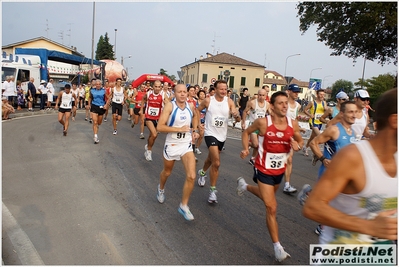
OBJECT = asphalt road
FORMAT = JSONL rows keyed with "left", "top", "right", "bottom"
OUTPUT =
{"left": 2, "top": 110, "right": 321, "bottom": 265}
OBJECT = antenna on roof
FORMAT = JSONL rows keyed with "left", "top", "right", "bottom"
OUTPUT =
{"left": 66, "top": 23, "right": 74, "bottom": 46}
{"left": 211, "top": 32, "right": 221, "bottom": 55}
{"left": 58, "top": 30, "right": 64, "bottom": 44}
{"left": 45, "top": 19, "right": 52, "bottom": 38}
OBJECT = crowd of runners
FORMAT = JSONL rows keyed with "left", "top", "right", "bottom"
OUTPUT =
{"left": 51, "top": 78, "right": 397, "bottom": 263}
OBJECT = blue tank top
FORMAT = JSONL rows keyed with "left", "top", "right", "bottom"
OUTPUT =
{"left": 91, "top": 88, "right": 106, "bottom": 106}
{"left": 318, "top": 123, "right": 357, "bottom": 179}
{"left": 332, "top": 106, "right": 340, "bottom": 118}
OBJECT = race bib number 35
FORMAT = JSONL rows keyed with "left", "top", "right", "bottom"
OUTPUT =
{"left": 265, "top": 153, "right": 287, "bottom": 169}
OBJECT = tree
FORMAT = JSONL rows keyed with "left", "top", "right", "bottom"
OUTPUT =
{"left": 95, "top": 32, "right": 115, "bottom": 60}
{"left": 355, "top": 73, "right": 396, "bottom": 106}
{"left": 330, "top": 79, "right": 353, "bottom": 101}
{"left": 296, "top": 2, "right": 397, "bottom": 66}
{"left": 158, "top": 68, "right": 176, "bottom": 82}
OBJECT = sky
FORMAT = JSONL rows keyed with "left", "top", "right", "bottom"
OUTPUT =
{"left": 2, "top": 1, "right": 397, "bottom": 87}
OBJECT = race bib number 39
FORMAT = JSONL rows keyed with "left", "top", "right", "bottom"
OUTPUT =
{"left": 213, "top": 116, "right": 225, "bottom": 127}
{"left": 265, "top": 153, "right": 287, "bottom": 169}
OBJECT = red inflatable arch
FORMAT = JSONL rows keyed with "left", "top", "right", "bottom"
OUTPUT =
{"left": 132, "top": 74, "right": 175, "bottom": 88}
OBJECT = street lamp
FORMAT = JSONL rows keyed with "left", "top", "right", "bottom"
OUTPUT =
{"left": 114, "top": 29, "right": 117, "bottom": 59}
{"left": 284, "top": 53, "right": 301, "bottom": 85}
{"left": 121, "top": 55, "right": 131, "bottom": 66}
{"left": 309, "top": 67, "right": 322, "bottom": 81}
{"left": 322, "top": 75, "right": 333, "bottom": 88}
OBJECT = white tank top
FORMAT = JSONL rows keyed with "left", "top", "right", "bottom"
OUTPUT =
{"left": 249, "top": 100, "right": 267, "bottom": 123}
{"left": 204, "top": 96, "right": 229, "bottom": 142}
{"left": 352, "top": 109, "right": 368, "bottom": 138}
{"left": 112, "top": 87, "right": 124, "bottom": 104}
{"left": 60, "top": 91, "right": 72, "bottom": 109}
{"left": 71, "top": 88, "right": 78, "bottom": 101}
{"left": 165, "top": 101, "right": 193, "bottom": 144}
{"left": 287, "top": 101, "right": 300, "bottom": 120}
{"left": 320, "top": 140, "right": 397, "bottom": 244}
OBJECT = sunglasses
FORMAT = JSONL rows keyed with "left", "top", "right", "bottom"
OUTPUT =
{"left": 340, "top": 98, "right": 348, "bottom": 101}
{"left": 359, "top": 97, "right": 370, "bottom": 101}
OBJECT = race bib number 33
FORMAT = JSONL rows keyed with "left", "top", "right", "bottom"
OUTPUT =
{"left": 265, "top": 153, "right": 287, "bottom": 169}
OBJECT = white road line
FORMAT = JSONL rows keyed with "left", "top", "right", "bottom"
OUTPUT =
{"left": 2, "top": 202, "right": 44, "bottom": 265}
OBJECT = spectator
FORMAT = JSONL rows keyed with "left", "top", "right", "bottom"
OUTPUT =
{"left": 2, "top": 96, "right": 15, "bottom": 119}
{"left": 16, "top": 81, "right": 25, "bottom": 110}
{"left": 27, "top": 77, "right": 36, "bottom": 111}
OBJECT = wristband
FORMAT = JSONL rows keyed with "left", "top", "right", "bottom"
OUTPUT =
{"left": 319, "top": 156, "right": 326, "bottom": 162}
{"left": 194, "top": 130, "right": 199, "bottom": 133}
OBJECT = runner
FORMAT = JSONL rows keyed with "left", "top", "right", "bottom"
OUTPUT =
{"left": 187, "top": 85, "right": 199, "bottom": 160}
{"left": 85, "top": 79, "right": 95, "bottom": 123}
{"left": 141, "top": 80, "right": 166, "bottom": 161}
{"left": 109, "top": 78, "right": 128, "bottom": 135}
{"left": 156, "top": 84, "right": 200, "bottom": 221}
{"left": 303, "top": 88, "right": 397, "bottom": 245}
{"left": 241, "top": 88, "right": 269, "bottom": 166}
{"left": 78, "top": 84, "right": 85, "bottom": 109}
{"left": 132, "top": 83, "right": 147, "bottom": 139}
{"left": 126, "top": 85, "right": 136, "bottom": 121}
{"left": 87, "top": 79, "right": 109, "bottom": 144}
{"left": 283, "top": 84, "right": 305, "bottom": 194}
{"left": 302, "top": 101, "right": 358, "bottom": 235}
{"left": 195, "top": 89, "right": 207, "bottom": 155}
{"left": 103, "top": 80, "right": 111, "bottom": 122}
{"left": 236, "top": 91, "right": 303, "bottom": 262}
{"left": 302, "top": 89, "right": 327, "bottom": 156}
{"left": 196, "top": 79, "right": 241, "bottom": 203}
{"left": 319, "top": 91, "right": 348, "bottom": 126}
{"left": 70, "top": 83, "right": 79, "bottom": 121}
{"left": 55, "top": 84, "right": 77, "bottom": 136}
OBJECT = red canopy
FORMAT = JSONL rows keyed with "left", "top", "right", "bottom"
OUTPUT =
{"left": 132, "top": 74, "right": 175, "bottom": 88}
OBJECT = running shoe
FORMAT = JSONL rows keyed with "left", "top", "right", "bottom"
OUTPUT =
{"left": 197, "top": 169, "right": 206, "bottom": 187}
{"left": 195, "top": 148, "right": 202, "bottom": 155}
{"left": 89, "top": 119, "right": 93, "bottom": 124}
{"left": 128, "top": 115, "right": 131, "bottom": 121}
{"left": 236, "top": 177, "right": 247, "bottom": 196}
{"left": 63, "top": 130, "right": 67, "bottom": 136}
{"left": 103, "top": 117, "right": 107, "bottom": 122}
{"left": 140, "top": 133, "right": 145, "bottom": 139}
{"left": 72, "top": 116, "right": 75, "bottom": 121}
{"left": 249, "top": 157, "right": 255, "bottom": 166}
{"left": 315, "top": 224, "right": 323, "bottom": 235}
{"left": 85, "top": 118, "right": 88, "bottom": 121}
{"left": 178, "top": 204, "right": 194, "bottom": 221}
{"left": 131, "top": 121, "right": 135, "bottom": 128}
{"left": 302, "top": 146, "right": 309, "bottom": 156}
{"left": 144, "top": 150, "right": 152, "bottom": 161}
{"left": 144, "top": 144, "right": 148, "bottom": 151}
{"left": 113, "top": 130, "right": 117, "bottom": 135}
{"left": 283, "top": 185, "right": 297, "bottom": 194}
{"left": 157, "top": 184, "right": 165, "bottom": 203}
{"left": 94, "top": 136, "right": 99, "bottom": 144}
{"left": 297, "top": 184, "right": 312, "bottom": 206}
{"left": 274, "top": 246, "right": 291, "bottom": 262}
{"left": 208, "top": 189, "right": 218, "bottom": 204}
{"left": 312, "top": 155, "right": 318, "bottom": 166}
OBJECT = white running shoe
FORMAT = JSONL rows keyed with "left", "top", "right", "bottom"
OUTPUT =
{"left": 113, "top": 130, "right": 117, "bottom": 135}
{"left": 302, "top": 146, "right": 309, "bottom": 156}
{"left": 178, "top": 204, "right": 194, "bottom": 221}
{"left": 103, "top": 117, "right": 107, "bottom": 122}
{"left": 236, "top": 177, "right": 247, "bottom": 196}
{"left": 197, "top": 169, "right": 206, "bottom": 187}
{"left": 145, "top": 150, "right": 152, "bottom": 161}
{"left": 208, "top": 189, "right": 218, "bottom": 203}
{"left": 195, "top": 148, "right": 202, "bottom": 155}
{"left": 283, "top": 185, "right": 297, "bottom": 194}
{"left": 297, "top": 184, "right": 312, "bottom": 206}
{"left": 140, "top": 133, "right": 145, "bottom": 139}
{"left": 94, "top": 136, "right": 99, "bottom": 144}
{"left": 157, "top": 184, "right": 165, "bottom": 203}
{"left": 274, "top": 246, "right": 291, "bottom": 262}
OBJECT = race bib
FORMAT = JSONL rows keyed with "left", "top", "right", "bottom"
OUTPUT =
{"left": 171, "top": 132, "right": 189, "bottom": 140}
{"left": 265, "top": 153, "right": 287, "bottom": 170}
{"left": 62, "top": 103, "right": 68, "bottom": 107}
{"left": 257, "top": 112, "right": 265, "bottom": 118}
{"left": 148, "top": 107, "right": 160, "bottom": 116}
{"left": 213, "top": 116, "right": 225, "bottom": 127}
{"left": 116, "top": 98, "right": 121, "bottom": 102}
{"left": 315, "top": 114, "right": 322, "bottom": 120}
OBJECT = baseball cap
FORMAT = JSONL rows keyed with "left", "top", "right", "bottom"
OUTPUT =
{"left": 354, "top": 90, "right": 370, "bottom": 98}
{"left": 335, "top": 91, "right": 348, "bottom": 100}
{"left": 40, "top": 80, "right": 46, "bottom": 84}
{"left": 288, "top": 84, "right": 301, "bottom": 92}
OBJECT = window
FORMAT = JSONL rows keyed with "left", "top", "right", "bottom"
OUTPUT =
{"left": 219, "top": 66, "right": 223, "bottom": 68}
{"left": 229, "top": 76, "right": 234, "bottom": 88}
{"left": 240, "top": 77, "right": 246, "bottom": 86}
{"left": 230, "top": 67, "right": 235, "bottom": 69}
{"left": 218, "top": 74, "right": 223, "bottom": 80}
{"left": 202, "top": 73, "right": 208, "bottom": 83}
{"left": 255, "top": 78, "right": 260, "bottom": 87}
{"left": 17, "top": 69, "right": 30, "bottom": 83}
{"left": 242, "top": 68, "right": 246, "bottom": 71}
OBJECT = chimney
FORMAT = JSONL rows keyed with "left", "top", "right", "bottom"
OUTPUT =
{"left": 206, "top": 53, "right": 212, "bottom": 58}
{"left": 200, "top": 55, "right": 203, "bottom": 60}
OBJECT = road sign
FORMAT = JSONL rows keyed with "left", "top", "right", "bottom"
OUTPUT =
{"left": 284, "top": 76, "right": 293, "bottom": 85}
{"left": 211, "top": 78, "right": 216, "bottom": 84}
{"left": 224, "top": 70, "right": 231, "bottom": 77}
{"left": 309, "top": 78, "right": 322, "bottom": 90}
{"left": 177, "top": 71, "right": 185, "bottom": 80}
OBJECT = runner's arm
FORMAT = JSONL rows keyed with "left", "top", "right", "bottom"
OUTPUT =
{"left": 309, "top": 125, "right": 338, "bottom": 159}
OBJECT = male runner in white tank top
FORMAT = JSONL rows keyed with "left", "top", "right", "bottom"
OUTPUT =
{"left": 303, "top": 88, "right": 397, "bottom": 246}
{"left": 196, "top": 80, "right": 241, "bottom": 204}
{"left": 241, "top": 88, "right": 269, "bottom": 166}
